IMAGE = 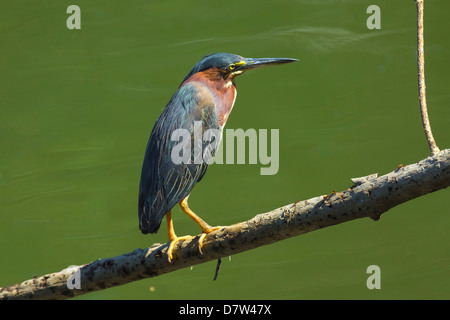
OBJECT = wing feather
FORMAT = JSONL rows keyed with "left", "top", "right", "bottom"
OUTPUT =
{"left": 138, "top": 82, "right": 221, "bottom": 234}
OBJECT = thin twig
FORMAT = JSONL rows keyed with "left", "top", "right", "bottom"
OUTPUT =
{"left": 213, "top": 258, "right": 222, "bottom": 281}
{"left": 416, "top": 0, "right": 440, "bottom": 155}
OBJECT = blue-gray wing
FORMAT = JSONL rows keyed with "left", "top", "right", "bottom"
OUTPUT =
{"left": 138, "top": 82, "right": 221, "bottom": 234}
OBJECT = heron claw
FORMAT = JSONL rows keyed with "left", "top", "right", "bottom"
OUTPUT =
{"left": 167, "top": 235, "right": 191, "bottom": 263}
{"left": 198, "top": 226, "right": 222, "bottom": 254}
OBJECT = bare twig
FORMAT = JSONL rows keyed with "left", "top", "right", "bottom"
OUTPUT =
{"left": 1, "top": 149, "right": 449, "bottom": 300}
{"left": 416, "top": 0, "right": 440, "bottom": 155}
{"left": 213, "top": 258, "right": 222, "bottom": 281}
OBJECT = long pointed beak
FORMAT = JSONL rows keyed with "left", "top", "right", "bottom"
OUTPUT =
{"left": 238, "top": 57, "right": 298, "bottom": 71}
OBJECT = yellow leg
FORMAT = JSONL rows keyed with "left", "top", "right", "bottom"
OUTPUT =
{"left": 179, "top": 197, "right": 222, "bottom": 254}
{"left": 166, "top": 211, "right": 191, "bottom": 263}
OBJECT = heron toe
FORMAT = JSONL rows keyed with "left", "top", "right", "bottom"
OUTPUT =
{"left": 198, "top": 226, "right": 223, "bottom": 254}
{"left": 167, "top": 235, "right": 192, "bottom": 263}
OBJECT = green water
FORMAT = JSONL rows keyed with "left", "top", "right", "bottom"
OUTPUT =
{"left": 1, "top": 0, "right": 449, "bottom": 299}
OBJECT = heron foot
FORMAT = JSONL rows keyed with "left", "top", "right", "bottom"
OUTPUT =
{"left": 198, "top": 226, "right": 223, "bottom": 254}
{"left": 167, "top": 235, "right": 191, "bottom": 263}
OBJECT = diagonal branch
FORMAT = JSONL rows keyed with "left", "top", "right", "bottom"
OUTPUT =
{"left": 416, "top": 0, "right": 440, "bottom": 155}
{"left": 1, "top": 149, "right": 449, "bottom": 300}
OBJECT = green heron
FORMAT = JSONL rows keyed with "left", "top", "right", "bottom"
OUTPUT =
{"left": 139, "top": 53, "right": 297, "bottom": 262}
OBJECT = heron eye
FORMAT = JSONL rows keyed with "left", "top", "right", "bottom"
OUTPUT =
{"left": 228, "top": 64, "right": 236, "bottom": 71}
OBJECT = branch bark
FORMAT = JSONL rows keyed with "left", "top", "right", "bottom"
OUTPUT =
{"left": 416, "top": 0, "right": 440, "bottom": 154}
{"left": 1, "top": 149, "right": 449, "bottom": 300}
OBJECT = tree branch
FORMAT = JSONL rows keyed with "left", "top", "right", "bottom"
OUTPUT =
{"left": 416, "top": 0, "right": 440, "bottom": 155}
{"left": 1, "top": 149, "right": 449, "bottom": 300}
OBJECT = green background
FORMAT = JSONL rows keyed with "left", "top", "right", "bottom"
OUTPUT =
{"left": 1, "top": 0, "right": 449, "bottom": 299}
